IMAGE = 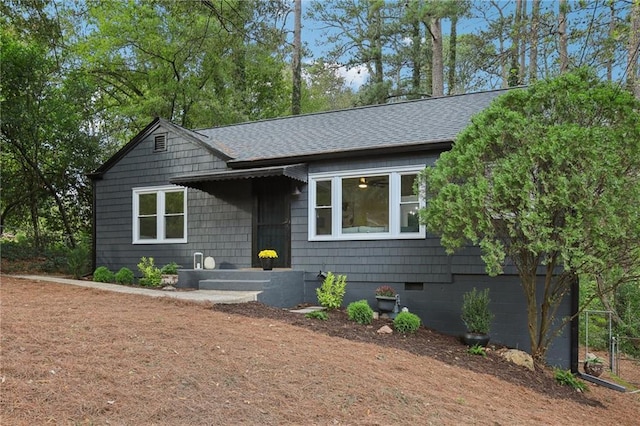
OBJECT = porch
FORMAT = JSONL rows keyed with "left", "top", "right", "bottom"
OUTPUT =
{"left": 177, "top": 268, "right": 307, "bottom": 308}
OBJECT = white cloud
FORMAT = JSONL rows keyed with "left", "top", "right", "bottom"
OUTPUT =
{"left": 337, "top": 64, "right": 369, "bottom": 90}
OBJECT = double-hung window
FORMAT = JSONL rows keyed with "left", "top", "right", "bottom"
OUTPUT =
{"left": 308, "top": 166, "right": 425, "bottom": 240}
{"left": 132, "top": 185, "right": 187, "bottom": 244}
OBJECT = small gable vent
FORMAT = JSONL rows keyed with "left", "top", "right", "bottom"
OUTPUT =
{"left": 154, "top": 134, "right": 167, "bottom": 152}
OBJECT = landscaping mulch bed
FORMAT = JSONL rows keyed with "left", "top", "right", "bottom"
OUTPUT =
{"left": 3, "top": 275, "right": 639, "bottom": 425}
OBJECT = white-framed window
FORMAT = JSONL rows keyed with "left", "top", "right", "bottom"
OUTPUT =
{"left": 132, "top": 185, "right": 187, "bottom": 244}
{"left": 308, "top": 166, "right": 425, "bottom": 240}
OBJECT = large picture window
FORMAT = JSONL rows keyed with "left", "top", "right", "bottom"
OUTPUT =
{"left": 309, "top": 166, "right": 425, "bottom": 240}
{"left": 133, "top": 186, "right": 187, "bottom": 244}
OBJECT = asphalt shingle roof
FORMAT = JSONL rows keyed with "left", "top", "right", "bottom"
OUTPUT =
{"left": 197, "top": 88, "right": 512, "bottom": 165}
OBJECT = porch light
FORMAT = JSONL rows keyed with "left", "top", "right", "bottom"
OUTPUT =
{"left": 193, "top": 252, "right": 203, "bottom": 269}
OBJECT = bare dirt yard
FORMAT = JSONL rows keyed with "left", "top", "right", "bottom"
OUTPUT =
{"left": 1, "top": 275, "right": 639, "bottom": 425}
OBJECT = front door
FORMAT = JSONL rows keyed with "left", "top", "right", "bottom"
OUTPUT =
{"left": 253, "top": 178, "right": 291, "bottom": 268}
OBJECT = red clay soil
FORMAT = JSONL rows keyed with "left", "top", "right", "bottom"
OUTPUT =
{"left": 1, "top": 275, "right": 639, "bottom": 425}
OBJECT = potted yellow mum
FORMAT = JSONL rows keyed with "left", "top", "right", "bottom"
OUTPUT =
{"left": 258, "top": 249, "right": 278, "bottom": 270}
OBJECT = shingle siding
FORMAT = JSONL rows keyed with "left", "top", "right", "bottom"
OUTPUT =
{"left": 95, "top": 126, "right": 252, "bottom": 274}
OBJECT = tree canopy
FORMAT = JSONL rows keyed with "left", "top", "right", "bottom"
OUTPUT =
{"left": 418, "top": 69, "right": 640, "bottom": 363}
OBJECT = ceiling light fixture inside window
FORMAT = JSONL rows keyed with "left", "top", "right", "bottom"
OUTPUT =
{"left": 358, "top": 177, "right": 368, "bottom": 188}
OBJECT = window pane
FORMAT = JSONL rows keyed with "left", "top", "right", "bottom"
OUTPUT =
{"left": 165, "top": 191, "right": 184, "bottom": 214}
{"left": 342, "top": 176, "right": 389, "bottom": 233}
{"left": 401, "top": 174, "right": 418, "bottom": 202}
{"left": 400, "top": 203, "right": 420, "bottom": 233}
{"left": 139, "top": 217, "right": 157, "bottom": 239}
{"left": 165, "top": 216, "right": 184, "bottom": 239}
{"left": 139, "top": 193, "right": 157, "bottom": 215}
{"left": 316, "top": 180, "right": 332, "bottom": 206}
{"left": 316, "top": 207, "right": 332, "bottom": 235}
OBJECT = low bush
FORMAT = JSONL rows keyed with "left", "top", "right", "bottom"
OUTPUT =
{"left": 347, "top": 300, "right": 374, "bottom": 325}
{"left": 305, "top": 310, "right": 328, "bottom": 321}
{"left": 93, "top": 266, "right": 115, "bottom": 283}
{"left": 160, "top": 262, "right": 180, "bottom": 275}
{"left": 467, "top": 344, "right": 487, "bottom": 357}
{"left": 67, "top": 245, "right": 90, "bottom": 279}
{"left": 115, "top": 267, "right": 135, "bottom": 285}
{"left": 137, "top": 257, "right": 162, "bottom": 287}
{"left": 393, "top": 311, "right": 421, "bottom": 334}
{"left": 316, "top": 272, "right": 347, "bottom": 310}
{"left": 554, "top": 369, "right": 588, "bottom": 392}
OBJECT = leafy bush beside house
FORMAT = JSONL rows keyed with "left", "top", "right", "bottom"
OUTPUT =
{"left": 115, "top": 267, "right": 135, "bottom": 285}
{"left": 137, "top": 257, "right": 162, "bottom": 287}
{"left": 93, "top": 266, "right": 115, "bottom": 283}
{"left": 316, "top": 272, "right": 347, "bottom": 310}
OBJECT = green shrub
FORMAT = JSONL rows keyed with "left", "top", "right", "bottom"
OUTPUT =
{"left": 461, "top": 287, "right": 493, "bottom": 334}
{"left": 393, "top": 311, "right": 421, "bottom": 334}
{"left": 316, "top": 272, "right": 347, "bottom": 310}
{"left": 305, "top": 310, "right": 328, "bottom": 321}
{"left": 554, "top": 369, "right": 588, "bottom": 392}
{"left": 67, "top": 245, "right": 90, "bottom": 279}
{"left": 137, "top": 257, "right": 162, "bottom": 287}
{"left": 467, "top": 344, "right": 487, "bottom": 357}
{"left": 160, "top": 262, "right": 180, "bottom": 275}
{"left": 347, "top": 300, "right": 374, "bottom": 325}
{"left": 115, "top": 267, "right": 135, "bottom": 285}
{"left": 93, "top": 266, "right": 115, "bottom": 283}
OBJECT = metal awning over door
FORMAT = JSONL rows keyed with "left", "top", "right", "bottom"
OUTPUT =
{"left": 170, "top": 164, "right": 307, "bottom": 190}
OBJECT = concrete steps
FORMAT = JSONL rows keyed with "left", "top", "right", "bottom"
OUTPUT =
{"left": 199, "top": 279, "right": 270, "bottom": 291}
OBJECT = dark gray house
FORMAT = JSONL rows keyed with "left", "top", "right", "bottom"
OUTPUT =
{"left": 89, "top": 89, "right": 577, "bottom": 368}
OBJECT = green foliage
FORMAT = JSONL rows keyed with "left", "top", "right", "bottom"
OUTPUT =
{"left": 305, "top": 310, "right": 328, "bottom": 321}
{"left": 160, "top": 262, "right": 180, "bottom": 275}
{"left": 467, "top": 344, "right": 487, "bottom": 357}
{"left": 137, "top": 257, "right": 162, "bottom": 287}
{"left": 93, "top": 266, "right": 115, "bottom": 283}
{"left": 580, "top": 278, "right": 640, "bottom": 357}
{"left": 115, "top": 267, "right": 135, "bottom": 285}
{"left": 393, "top": 312, "right": 421, "bottom": 334}
{"left": 316, "top": 272, "right": 347, "bottom": 310}
{"left": 346, "top": 300, "right": 374, "bottom": 325}
{"left": 554, "top": 369, "right": 588, "bottom": 392}
{"left": 1, "top": 28, "right": 102, "bottom": 250}
{"left": 418, "top": 69, "right": 640, "bottom": 362}
{"left": 375, "top": 286, "right": 396, "bottom": 297}
{"left": 615, "top": 281, "right": 640, "bottom": 357}
{"left": 461, "top": 288, "right": 494, "bottom": 334}
{"left": 66, "top": 243, "right": 90, "bottom": 279}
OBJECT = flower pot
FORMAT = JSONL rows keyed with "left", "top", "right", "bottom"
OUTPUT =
{"left": 584, "top": 361, "right": 604, "bottom": 377}
{"left": 260, "top": 258, "right": 274, "bottom": 271}
{"left": 461, "top": 332, "right": 490, "bottom": 347}
{"left": 376, "top": 296, "right": 396, "bottom": 312}
{"left": 161, "top": 274, "right": 178, "bottom": 286}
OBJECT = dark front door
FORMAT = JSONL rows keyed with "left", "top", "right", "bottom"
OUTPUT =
{"left": 253, "top": 177, "right": 291, "bottom": 268}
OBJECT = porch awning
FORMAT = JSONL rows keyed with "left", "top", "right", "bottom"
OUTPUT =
{"left": 169, "top": 163, "right": 308, "bottom": 188}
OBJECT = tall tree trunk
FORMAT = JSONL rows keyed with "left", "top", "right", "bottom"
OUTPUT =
{"left": 558, "top": 0, "right": 569, "bottom": 73}
{"left": 410, "top": 20, "right": 421, "bottom": 99}
{"left": 529, "top": 0, "right": 540, "bottom": 82}
{"left": 628, "top": 0, "right": 640, "bottom": 98}
{"left": 431, "top": 17, "right": 444, "bottom": 96}
{"left": 509, "top": 0, "right": 522, "bottom": 87}
{"left": 447, "top": 14, "right": 457, "bottom": 95}
{"left": 292, "top": 0, "right": 302, "bottom": 115}
{"left": 519, "top": 0, "right": 527, "bottom": 84}
{"left": 607, "top": 0, "right": 615, "bottom": 81}
{"left": 369, "top": 2, "right": 385, "bottom": 104}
